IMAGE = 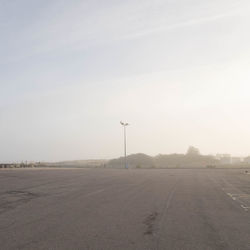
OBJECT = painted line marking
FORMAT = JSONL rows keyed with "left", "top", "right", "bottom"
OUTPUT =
{"left": 226, "top": 193, "right": 250, "bottom": 199}
{"left": 227, "top": 193, "right": 236, "bottom": 200}
{"left": 241, "top": 205, "right": 250, "bottom": 211}
{"left": 227, "top": 193, "right": 250, "bottom": 197}
{"left": 226, "top": 193, "right": 250, "bottom": 211}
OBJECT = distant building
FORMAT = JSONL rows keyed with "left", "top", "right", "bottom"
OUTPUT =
{"left": 186, "top": 146, "right": 200, "bottom": 156}
{"left": 231, "top": 157, "right": 242, "bottom": 164}
{"left": 244, "top": 156, "right": 250, "bottom": 164}
{"left": 216, "top": 154, "right": 232, "bottom": 164}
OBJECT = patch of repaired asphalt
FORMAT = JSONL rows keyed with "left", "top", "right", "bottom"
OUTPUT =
{"left": 0, "top": 190, "right": 41, "bottom": 214}
{"left": 143, "top": 212, "right": 158, "bottom": 235}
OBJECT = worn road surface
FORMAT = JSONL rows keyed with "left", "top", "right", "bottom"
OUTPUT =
{"left": 0, "top": 168, "right": 250, "bottom": 250}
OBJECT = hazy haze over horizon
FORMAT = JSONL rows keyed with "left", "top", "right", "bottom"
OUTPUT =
{"left": 1, "top": 0, "right": 250, "bottom": 162}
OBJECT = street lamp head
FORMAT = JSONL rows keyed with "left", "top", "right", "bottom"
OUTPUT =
{"left": 120, "top": 121, "right": 129, "bottom": 126}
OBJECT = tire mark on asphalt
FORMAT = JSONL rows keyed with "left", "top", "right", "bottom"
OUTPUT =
{"left": 154, "top": 179, "right": 179, "bottom": 250}
{"left": 0, "top": 190, "right": 41, "bottom": 215}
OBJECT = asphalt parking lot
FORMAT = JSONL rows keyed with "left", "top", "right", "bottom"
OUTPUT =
{"left": 0, "top": 168, "right": 250, "bottom": 250}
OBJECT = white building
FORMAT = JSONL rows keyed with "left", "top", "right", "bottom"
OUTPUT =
{"left": 216, "top": 154, "right": 232, "bottom": 164}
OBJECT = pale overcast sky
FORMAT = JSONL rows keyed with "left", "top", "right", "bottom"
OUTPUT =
{"left": 1, "top": 0, "right": 250, "bottom": 162}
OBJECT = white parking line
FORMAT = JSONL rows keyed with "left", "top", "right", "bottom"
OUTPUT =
{"left": 227, "top": 193, "right": 236, "bottom": 200}
{"left": 241, "top": 205, "right": 249, "bottom": 211}
{"left": 226, "top": 192, "right": 250, "bottom": 211}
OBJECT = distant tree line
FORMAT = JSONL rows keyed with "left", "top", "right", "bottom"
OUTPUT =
{"left": 107, "top": 146, "right": 218, "bottom": 169}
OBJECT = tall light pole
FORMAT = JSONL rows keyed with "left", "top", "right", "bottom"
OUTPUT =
{"left": 120, "top": 121, "right": 129, "bottom": 169}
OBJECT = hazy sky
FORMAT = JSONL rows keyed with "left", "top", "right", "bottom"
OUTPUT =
{"left": 1, "top": 0, "right": 250, "bottom": 162}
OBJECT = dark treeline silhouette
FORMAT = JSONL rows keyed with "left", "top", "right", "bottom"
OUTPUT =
{"left": 107, "top": 153, "right": 218, "bottom": 169}
{"left": 7, "top": 146, "right": 250, "bottom": 169}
